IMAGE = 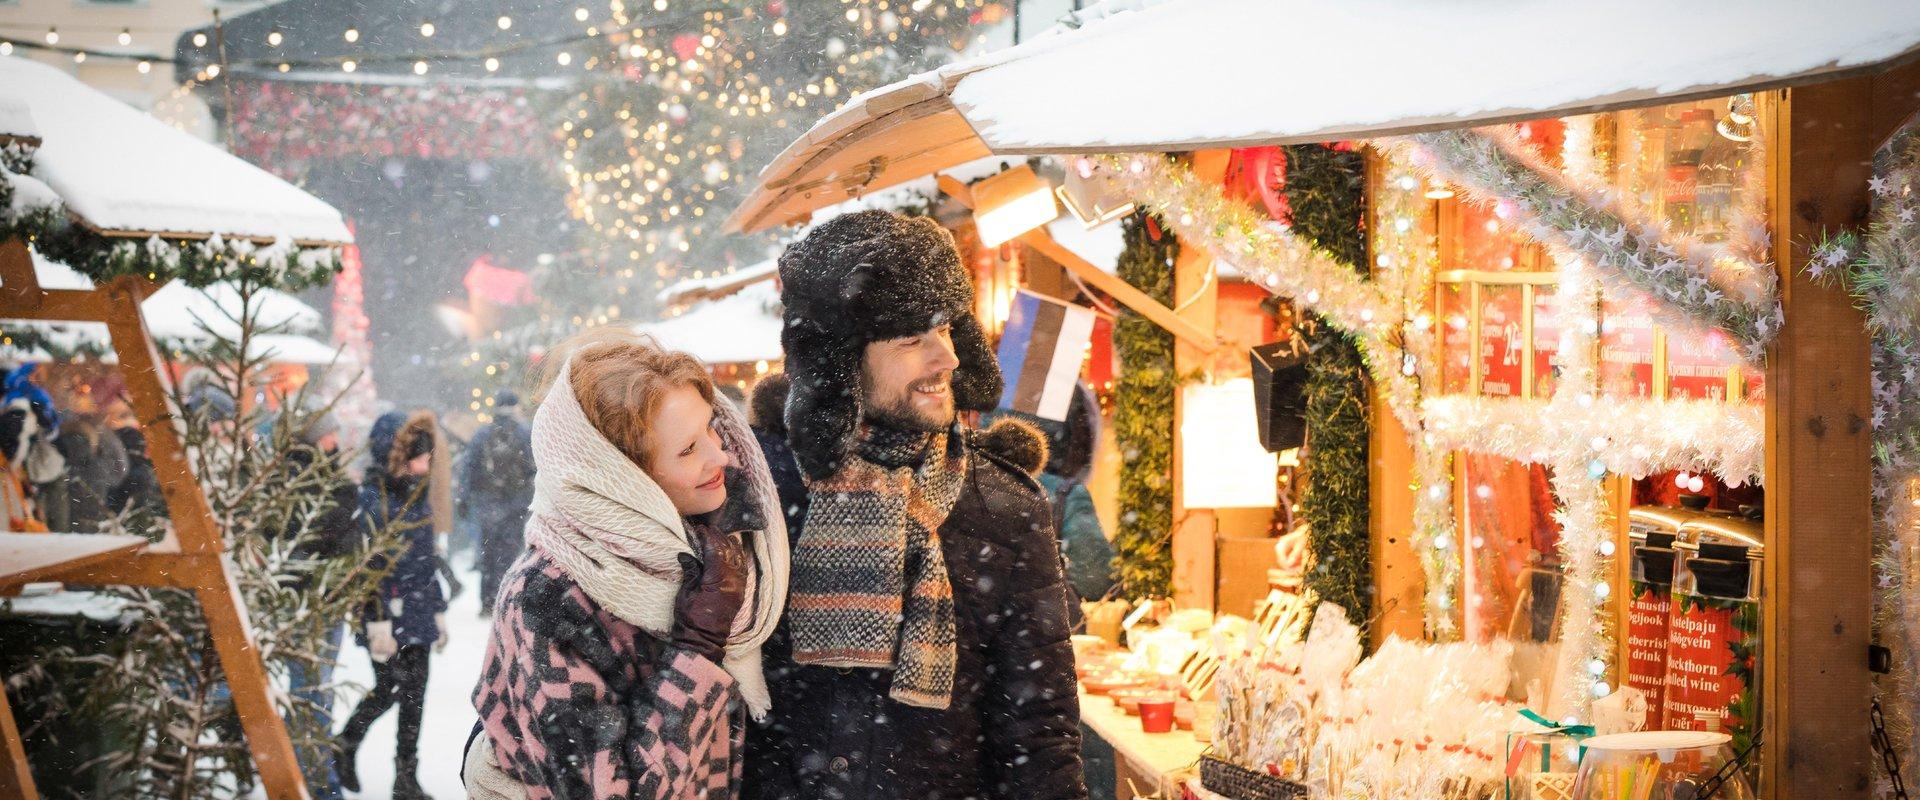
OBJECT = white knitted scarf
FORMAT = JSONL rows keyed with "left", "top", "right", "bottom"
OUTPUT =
{"left": 522, "top": 359, "right": 788, "bottom": 719}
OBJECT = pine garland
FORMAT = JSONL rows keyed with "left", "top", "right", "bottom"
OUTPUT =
{"left": 1111, "top": 211, "right": 1178, "bottom": 599}
{"left": 2, "top": 156, "right": 340, "bottom": 291}
{"left": 1286, "top": 145, "right": 1374, "bottom": 629}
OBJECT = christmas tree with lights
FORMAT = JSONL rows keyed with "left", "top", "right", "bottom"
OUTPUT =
{"left": 545, "top": 0, "right": 1004, "bottom": 332}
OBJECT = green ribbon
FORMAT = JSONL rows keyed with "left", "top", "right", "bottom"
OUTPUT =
{"left": 1516, "top": 708, "right": 1597, "bottom": 776}
{"left": 1518, "top": 708, "right": 1596, "bottom": 739}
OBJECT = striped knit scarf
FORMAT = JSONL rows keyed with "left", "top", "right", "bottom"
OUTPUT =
{"left": 788, "top": 425, "right": 966, "bottom": 709}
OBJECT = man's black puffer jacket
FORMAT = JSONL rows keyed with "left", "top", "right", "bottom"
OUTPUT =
{"left": 743, "top": 437, "right": 1088, "bottom": 800}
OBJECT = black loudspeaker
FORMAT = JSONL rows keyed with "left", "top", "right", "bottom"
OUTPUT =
{"left": 1250, "top": 341, "right": 1309, "bottom": 453}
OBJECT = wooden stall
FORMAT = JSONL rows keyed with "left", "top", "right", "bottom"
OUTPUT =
{"left": 0, "top": 54, "right": 352, "bottom": 800}
{"left": 725, "top": 5, "right": 1920, "bottom": 796}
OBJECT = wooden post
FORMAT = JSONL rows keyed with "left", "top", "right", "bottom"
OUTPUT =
{"left": 1169, "top": 150, "right": 1231, "bottom": 612}
{"left": 0, "top": 684, "right": 37, "bottom": 800}
{"left": 1368, "top": 397, "right": 1425, "bottom": 644}
{"left": 97, "top": 277, "right": 311, "bottom": 800}
{"left": 1764, "top": 80, "right": 1879, "bottom": 799}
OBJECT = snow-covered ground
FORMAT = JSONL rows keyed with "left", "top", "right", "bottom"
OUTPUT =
{"left": 331, "top": 556, "right": 490, "bottom": 800}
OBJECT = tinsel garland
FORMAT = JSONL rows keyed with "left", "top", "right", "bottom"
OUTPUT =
{"left": 0, "top": 166, "right": 339, "bottom": 291}
{"left": 1110, "top": 210, "right": 1178, "bottom": 599}
{"left": 1374, "top": 154, "right": 1463, "bottom": 637}
{"left": 1286, "top": 144, "right": 1373, "bottom": 631}
{"left": 1420, "top": 393, "right": 1763, "bottom": 486}
{"left": 1092, "top": 154, "right": 1398, "bottom": 346}
{"left": 1388, "top": 128, "right": 1782, "bottom": 363}
{"left": 1808, "top": 130, "right": 1920, "bottom": 790}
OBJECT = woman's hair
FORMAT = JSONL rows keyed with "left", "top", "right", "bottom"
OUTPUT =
{"left": 540, "top": 327, "right": 716, "bottom": 465}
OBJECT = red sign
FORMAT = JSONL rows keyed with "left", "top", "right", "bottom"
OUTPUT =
{"left": 1479, "top": 286, "right": 1524, "bottom": 397}
{"left": 1663, "top": 594, "right": 1758, "bottom": 736}
{"left": 1601, "top": 293, "right": 1656, "bottom": 398}
{"left": 1667, "top": 328, "right": 1737, "bottom": 401}
{"left": 1531, "top": 286, "right": 1562, "bottom": 399}
{"left": 1624, "top": 582, "right": 1671, "bottom": 728}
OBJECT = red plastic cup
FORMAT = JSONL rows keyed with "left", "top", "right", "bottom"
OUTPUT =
{"left": 1139, "top": 698, "right": 1176, "bottom": 733}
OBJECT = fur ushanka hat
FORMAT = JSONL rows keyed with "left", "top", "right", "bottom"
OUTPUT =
{"left": 778, "top": 210, "right": 1002, "bottom": 480}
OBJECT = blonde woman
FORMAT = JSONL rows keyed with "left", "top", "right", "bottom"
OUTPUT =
{"left": 465, "top": 330, "right": 788, "bottom": 800}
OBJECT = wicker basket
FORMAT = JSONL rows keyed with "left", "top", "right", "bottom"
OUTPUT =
{"left": 1198, "top": 755, "right": 1309, "bottom": 800}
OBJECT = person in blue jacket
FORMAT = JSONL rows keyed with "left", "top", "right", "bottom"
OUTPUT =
{"left": 335, "top": 410, "right": 445, "bottom": 800}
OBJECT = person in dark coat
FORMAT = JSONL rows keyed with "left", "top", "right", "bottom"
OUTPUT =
{"left": 336, "top": 410, "right": 445, "bottom": 800}
{"left": 106, "top": 425, "right": 165, "bottom": 519}
{"left": 987, "top": 386, "right": 1115, "bottom": 604}
{"left": 744, "top": 210, "right": 1087, "bottom": 800}
{"left": 746, "top": 373, "right": 808, "bottom": 538}
{"left": 275, "top": 410, "right": 360, "bottom": 800}
{"left": 461, "top": 392, "right": 536, "bottom": 615}
{"left": 55, "top": 414, "right": 127, "bottom": 533}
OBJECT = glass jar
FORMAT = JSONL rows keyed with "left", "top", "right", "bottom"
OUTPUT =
{"left": 1569, "top": 731, "right": 1754, "bottom": 800}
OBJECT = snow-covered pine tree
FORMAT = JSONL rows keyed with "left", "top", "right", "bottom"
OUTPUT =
{"left": 14, "top": 277, "right": 402, "bottom": 799}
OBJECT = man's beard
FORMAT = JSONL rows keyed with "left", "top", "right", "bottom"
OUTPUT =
{"left": 864, "top": 378, "right": 955, "bottom": 434}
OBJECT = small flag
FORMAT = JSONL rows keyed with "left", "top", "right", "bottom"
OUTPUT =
{"left": 995, "top": 290, "right": 1096, "bottom": 421}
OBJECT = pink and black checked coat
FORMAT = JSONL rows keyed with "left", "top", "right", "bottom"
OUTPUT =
{"left": 473, "top": 549, "right": 743, "bottom": 799}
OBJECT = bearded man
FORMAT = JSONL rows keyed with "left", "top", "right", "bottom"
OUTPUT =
{"left": 743, "top": 210, "right": 1087, "bottom": 800}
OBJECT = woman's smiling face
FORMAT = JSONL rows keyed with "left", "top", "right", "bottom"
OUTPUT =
{"left": 645, "top": 383, "right": 729, "bottom": 516}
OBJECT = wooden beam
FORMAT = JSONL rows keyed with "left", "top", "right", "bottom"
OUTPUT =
{"left": 0, "top": 239, "right": 41, "bottom": 314}
{"left": 0, "top": 683, "right": 38, "bottom": 800}
{"left": 935, "top": 174, "right": 974, "bottom": 208}
{"left": 1018, "top": 230, "right": 1218, "bottom": 352}
{"left": 1764, "top": 76, "right": 1881, "bottom": 798}
{"left": 95, "top": 276, "right": 311, "bottom": 800}
{"left": 1170, "top": 150, "right": 1232, "bottom": 613}
{"left": 1368, "top": 396, "right": 1425, "bottom": 643}
{"left": 935, "top": 175, "right": 1219, "bottom": 352}
{"left": 44, "top": 551, "right": 223, "bottom": 590}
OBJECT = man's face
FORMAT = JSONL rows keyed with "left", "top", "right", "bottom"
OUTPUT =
{"left": 861, "top": 322, "right": 960, "bottom": 432}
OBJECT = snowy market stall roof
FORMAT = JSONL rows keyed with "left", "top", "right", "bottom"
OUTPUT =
{"left": 635, "top": 279, "right": 783, "bottom": 366}
{"left": 726, "top": 0, "right": 1920, "bottom": 233}
{"left": 0, "top": 56, "right": 350, "bottom": 245}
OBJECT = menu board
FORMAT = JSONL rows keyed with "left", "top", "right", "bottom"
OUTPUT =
{"left": 1600, "top": 292, "right": 1657, "bottom": 398}
{"left": 1667, "top": 328, "right": 1738, "bottom": 401}
{"left": 1531, "top": 286, "right": 1562, "bottom": 399}
{"left": 1664, "top": 594, "right": 1759, "bottom": 740}
{"left": 1625, "top": 580, "right": 1672, "bottom": 727}
{"left": 1478, "top": 285, "right": 1525, "bottom": 397}
{"left": 1440, "top": 283, "right": 1473, "bottom": 395}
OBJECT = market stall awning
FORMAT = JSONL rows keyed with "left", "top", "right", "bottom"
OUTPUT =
{"left": 728, "top": 0, "right": 1920, "bottom": 233}
{"left": 0, "top": 56, "right": 351, "bottom": 244}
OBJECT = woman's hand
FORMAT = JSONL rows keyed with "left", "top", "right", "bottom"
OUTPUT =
{"left": 671, "top": 529, "right": 747, "bottom": 661}
{"left": 367, "top": 620, "right": 398, "bottom": 664}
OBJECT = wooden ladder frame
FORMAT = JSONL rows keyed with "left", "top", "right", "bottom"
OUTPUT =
{"left": 0, "top": 236, "right": 310, "bottom": 800}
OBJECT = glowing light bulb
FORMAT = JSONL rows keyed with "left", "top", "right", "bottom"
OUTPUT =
{"left": 341, "top": 59, "right": 357, "bottom": 72}
{"left": 118, "top": 28, "right": 133, "bottom": 46}
{"left": 557, "top": 52, "right": 572, "bottom": 65}
{"left": 1595, "top": 582, "right": 1611, "bottom": 599}
{"left": 420, "top": 21, "right": 436, "bottom": 37}
{"left": 267, "top": 30, "right": 282, "bottom": 46}
{"left": 484, "top": 57, "right": 500, "bottom": 72}
{"left": 575, "top": 7, "right": 590, "bottom": 21}
{"left": 498, "top": 15, "right": 513, "bottom": 29}
{"left": 413, "top": 60, "right": 428, "bottom": 75}
{"left": 344, "top": 28, "right": 360, "bottom": 43}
